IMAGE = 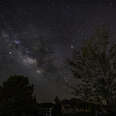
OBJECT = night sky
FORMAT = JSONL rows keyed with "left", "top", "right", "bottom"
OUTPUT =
{"left": 0, "top": 0, "right": 115, "bottom": 102}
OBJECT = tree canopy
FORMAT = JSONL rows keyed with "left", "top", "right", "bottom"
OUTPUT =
{"left": 68, "top": 26, "right": 116, "bottom": 107}
{"left": 0, "top": 75, "right": 36, "bottom": 115}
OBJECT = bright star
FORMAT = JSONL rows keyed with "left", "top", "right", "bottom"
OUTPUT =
{"left": 9, "top": 51, "right": 12, "bottom": 55}
{"left": 14, "top": 40, "right": 21, "bottom": 44}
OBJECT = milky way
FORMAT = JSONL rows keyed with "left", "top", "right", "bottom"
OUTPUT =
{"left": 0, "top": 0, "right": 115, "bottom": 101}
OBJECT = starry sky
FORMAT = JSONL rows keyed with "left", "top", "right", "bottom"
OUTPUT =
{"left": 0, "top": 0, "right": 116, "bottom": 102}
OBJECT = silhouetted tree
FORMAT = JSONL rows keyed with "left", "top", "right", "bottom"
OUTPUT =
{"left": 68, "top": 25, "right": 116, "bottom": 109}
{"left": 0, "top": 75, "right": 36, "bottom": 116}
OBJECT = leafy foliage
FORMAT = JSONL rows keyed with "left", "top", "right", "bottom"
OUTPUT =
{"left": 0, "top": 75, "right": 36, "bottom": 115}
{"left": 68, "top": 26, "right": 116, "bottom": 106}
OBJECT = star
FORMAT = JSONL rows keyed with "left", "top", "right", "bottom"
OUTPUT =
{"left": 36, "top": 69, "right": 42, "bottom": 74}
{"left": 9, "top": 51, "right": 12, "bottom": 55}
{"left": 70, "top": 44, "right": 74, "bottom": 49}
{"left": 14, "top": 40, "right": 21, "bottom": 45}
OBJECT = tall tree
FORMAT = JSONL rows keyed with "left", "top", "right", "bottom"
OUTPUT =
{"left": 0, "top": 75, "right": 36, "bottom": 116}
{"left": 68, "top": 25, "right": 116, "bottom": 107}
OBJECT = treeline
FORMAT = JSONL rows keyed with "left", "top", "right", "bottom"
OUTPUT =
{"left": 0, "top": 75, "right": 38, "bottom": 116}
